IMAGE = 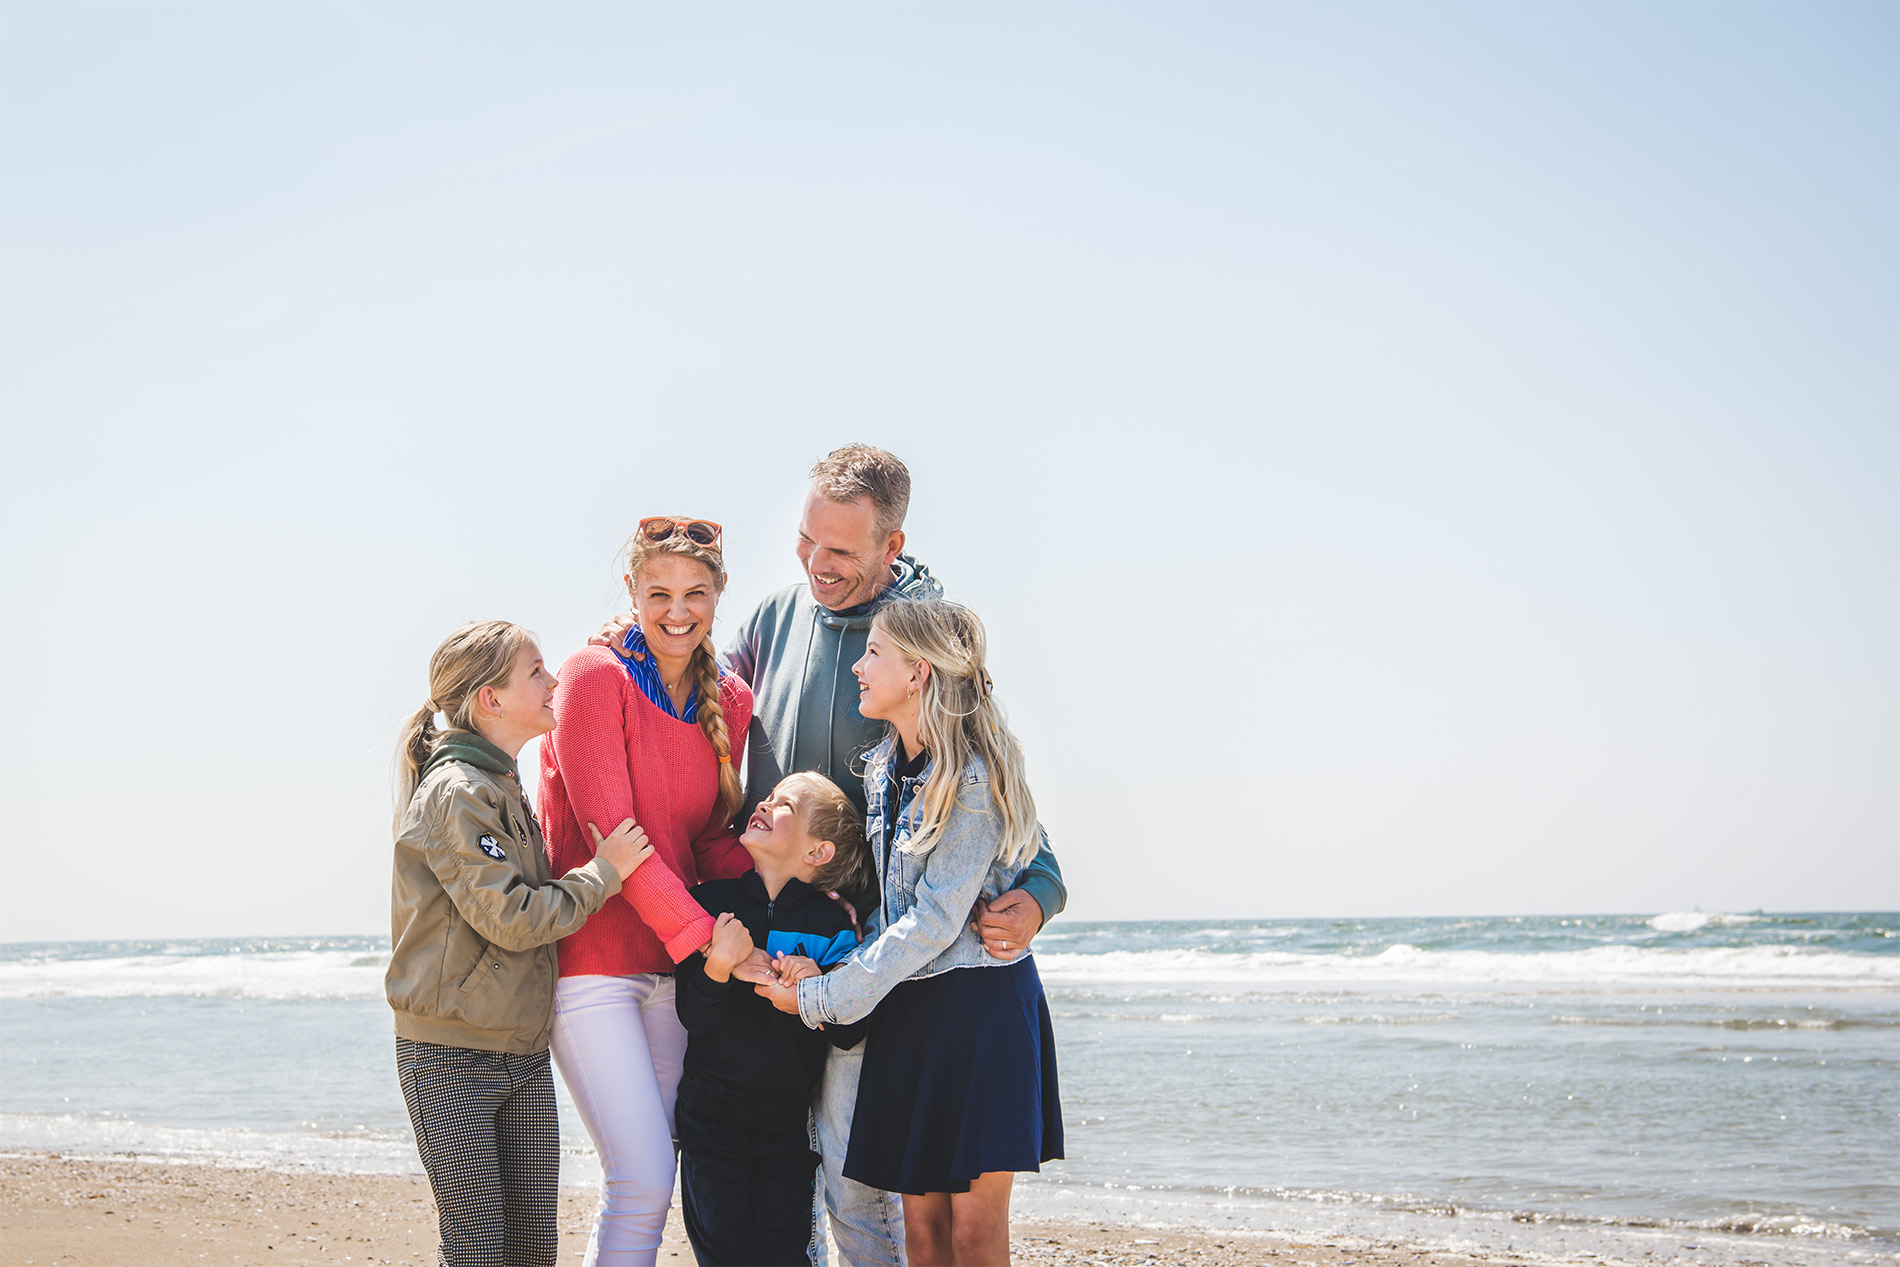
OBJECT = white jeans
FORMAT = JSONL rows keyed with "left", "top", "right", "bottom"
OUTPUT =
{"left": 551, "top": 974, "right": 688, "bottom": 1267}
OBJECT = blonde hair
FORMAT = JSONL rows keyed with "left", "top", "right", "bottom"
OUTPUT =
{"left": 810, "top": 444, "right": 911, "bottom": 538}
{"left": 870, "top": 599, "right": 1040, "bottom": 868}
{"left": 780, "top": 772, "right": 875, "bottom": 907}
{"left": 394, "top": 620, "right": 534, "bottom": 828}
{"left": 626, "top": 528, "right": 743, "bottom": 825}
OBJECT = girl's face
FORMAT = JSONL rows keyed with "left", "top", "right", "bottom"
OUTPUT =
{"left": 486, "top": 642, "right": 558, "bottom": 740}
{"left": 852, "top": 625, "right": 922, "bottom": 723}
{"left": 629, "top": 553, "right": 721, "bottom": 665}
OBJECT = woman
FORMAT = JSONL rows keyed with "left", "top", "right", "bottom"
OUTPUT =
{"left": 538, "top": 517, "right": 758, "bottom": 1267}
{"left": 387, "top": 620, "right": 653, "bottom": 1267}
{"left": 760, "top": 597, "right": 1063, "bottom": 1266}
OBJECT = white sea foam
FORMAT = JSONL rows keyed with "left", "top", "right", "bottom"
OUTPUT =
{"left": 0, "top": 950, "right": 389, "bottom": 1000}
{"left": 4, "top": 938, "right": 1894, "bottom": 1000}
{"left": 0, "top": 1113, "right": 609, "bottom": 1187}
{"left": 0, "top": 1112, "right": 419, "bottom": 1173}
{"left": 1647, "top": 911, "right": 1762, "bottom": 933}
{"left": 1033, "top": 943, "right": 1900, "bottom": 991}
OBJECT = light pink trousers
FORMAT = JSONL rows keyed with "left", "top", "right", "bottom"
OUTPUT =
{"left": 550, "top": 973, "right": 688, "bottom": 1267}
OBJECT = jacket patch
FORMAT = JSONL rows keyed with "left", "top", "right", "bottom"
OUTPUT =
{"left": 477, "top": 834, "right": 507, "bottom": 859}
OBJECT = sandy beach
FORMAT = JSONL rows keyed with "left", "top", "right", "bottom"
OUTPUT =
{"left": 1, "top": 1152, "right": 1597, "bottom": 1267}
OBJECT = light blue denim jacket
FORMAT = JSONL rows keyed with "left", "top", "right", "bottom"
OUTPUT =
{"left": 796, "top": 735, "right": 1031, "bottom": 1029}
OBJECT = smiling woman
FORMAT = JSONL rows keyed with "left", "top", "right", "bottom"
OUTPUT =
{"left": 533, "top": 523, "right": 762, "bottom": 1266}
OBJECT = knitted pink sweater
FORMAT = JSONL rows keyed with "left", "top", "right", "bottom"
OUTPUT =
{"left": 540, "top": 646, "right": 753, "bottom": 976}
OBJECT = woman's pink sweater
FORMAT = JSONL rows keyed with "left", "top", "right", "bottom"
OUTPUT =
{"left": 540, "top": 646, "right": 753, "bottom": 976}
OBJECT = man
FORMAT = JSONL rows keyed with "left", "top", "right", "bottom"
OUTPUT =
{"left": 600, "top": 445, "right": 1065, "bottom": 1266}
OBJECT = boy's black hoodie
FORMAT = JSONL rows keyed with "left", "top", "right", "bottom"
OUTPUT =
{"left": 675, "top": 872, "right": 869, "bottom": 1129}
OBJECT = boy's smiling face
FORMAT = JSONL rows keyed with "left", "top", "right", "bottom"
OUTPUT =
{"left": 741, "top": 781, "right": 833, "bottom": 880}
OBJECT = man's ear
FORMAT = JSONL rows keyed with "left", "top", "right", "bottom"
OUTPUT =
{"left": 882, "top": 528, "right": 906, "bottom": 567}
{"left": 809, "top": 839, "right": 837, "bottom": 867}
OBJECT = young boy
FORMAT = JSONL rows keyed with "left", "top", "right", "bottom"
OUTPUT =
{"left": 674, "top": 772, "right": 877, "bottom": 1267}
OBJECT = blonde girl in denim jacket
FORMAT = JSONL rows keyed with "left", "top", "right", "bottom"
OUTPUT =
{"left": 758, "top": 598, "right": 1063, "bottom": 1266}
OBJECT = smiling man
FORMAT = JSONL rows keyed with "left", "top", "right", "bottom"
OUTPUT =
{"left": 721, "top": 444, "right": 1068, "bottom": 1266}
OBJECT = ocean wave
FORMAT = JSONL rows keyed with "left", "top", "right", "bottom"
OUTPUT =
{"left": 1022, "top": 1176, "right": 1893, "bottom": 1244}
{"left": 0, "top": 950, "right": 389, "bottom": 1000}
{"left": 5, "top": 938, "right": 1897, "bottom": 1000}
{"left": 1648, "top": 911, "right": 1763, "bottom": 933}
{"left": 1033, "top": 943, "right": 1900, "bottom": 991}
{"left": 0, "top": 1113, "right": 419, "bottom": 1173}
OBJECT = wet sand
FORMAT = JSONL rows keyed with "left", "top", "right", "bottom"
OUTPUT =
{"left": 0, "top": 1151, "right": 1653, "bottom": 1265}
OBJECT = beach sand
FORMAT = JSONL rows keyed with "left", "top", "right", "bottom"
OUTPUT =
{"left": 0, "top": 1151, "right": 1630, "bottom": 1266}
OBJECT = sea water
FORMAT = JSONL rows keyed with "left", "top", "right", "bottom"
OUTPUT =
{"left": 2, "top": 913, "right": 1895, "bottom": 1264}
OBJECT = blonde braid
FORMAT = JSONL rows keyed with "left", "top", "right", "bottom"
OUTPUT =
{"left": 693, "top": 636, "right": 742, "bottom": 823}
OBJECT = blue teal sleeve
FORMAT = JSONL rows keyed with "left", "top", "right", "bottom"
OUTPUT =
{"left": 1014, "top": 828, "right": 1066, "bottom": 925}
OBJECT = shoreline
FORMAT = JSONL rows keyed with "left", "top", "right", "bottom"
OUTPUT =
{"left": 4, "top": 1152, "right": 1883, "bottom": 1267}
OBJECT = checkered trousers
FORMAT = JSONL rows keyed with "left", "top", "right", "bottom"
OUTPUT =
{"left": 396, "top": 1038, "right": 561, "bottom": 1267}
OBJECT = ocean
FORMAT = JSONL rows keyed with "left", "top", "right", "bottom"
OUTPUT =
{"left": 2, "top": 912, "right": 1894, "bottom": 1264}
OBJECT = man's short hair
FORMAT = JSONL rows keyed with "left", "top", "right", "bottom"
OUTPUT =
{"left": 809, "top": 444, "right": 912, "bottom": 538}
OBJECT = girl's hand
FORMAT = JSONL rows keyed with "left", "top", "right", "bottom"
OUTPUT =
{"left": 773, "top": 953, "right": 820, "bottom": 985}
{"left": 729, "top": 948, "right": 778, "bottom": 986}
{"left": 703, "top": 913, "right": 754, "bottom": 981}
{"left": 588, "top": 818, "right": 654, "bottom": 882}
{"left": 754, "top": 977, "right": 803, "bottom": 1016}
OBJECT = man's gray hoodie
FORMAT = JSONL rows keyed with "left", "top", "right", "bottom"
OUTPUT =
{"left": 725, "top": 553, "right": 1066, "bottom": 922}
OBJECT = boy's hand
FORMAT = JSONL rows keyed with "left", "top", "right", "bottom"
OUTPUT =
{"left": 754, "top": 977, "right": 803, "bottom": 1016}
{"left": 772, "top": 954, "right": 820, "bottom": 986}
{"left": 971, "top": 890, "right": 1044, "bottom": 961}
{"left": 729, "top": 948, "right": 778, "bottom": 986}
{"left": 703, "top": 913, "right": 754, "bottom": 982}
{"left": 589, "top": 613, "right": 640, "bottom": 660}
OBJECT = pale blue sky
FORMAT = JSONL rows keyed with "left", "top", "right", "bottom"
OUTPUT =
{"left": 2, "top": 2, "right": 1894, "bottom": 940}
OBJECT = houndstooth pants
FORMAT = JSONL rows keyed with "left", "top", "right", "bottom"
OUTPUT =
{"left": 397, "top": 1038, "right": 561, "bottom": 1267}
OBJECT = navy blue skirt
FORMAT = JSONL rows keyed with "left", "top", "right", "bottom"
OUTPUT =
{"left": 843, "top": 956, "right": 1063, "bottom": 1195}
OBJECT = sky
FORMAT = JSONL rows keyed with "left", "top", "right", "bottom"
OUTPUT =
{"left": 1, "top": 2, "right": 1894, "bottom": 942}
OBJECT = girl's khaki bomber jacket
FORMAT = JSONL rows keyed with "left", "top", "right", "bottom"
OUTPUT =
{"left": 387, "top": 732, "right": 623, "bottom": 1054}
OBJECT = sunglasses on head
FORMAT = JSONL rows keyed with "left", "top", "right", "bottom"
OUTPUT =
{"left": 638, "top": 516, "right": 722, "bottom": 548}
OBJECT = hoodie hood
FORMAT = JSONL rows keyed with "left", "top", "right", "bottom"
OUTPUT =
{"left": 815, "top": 553, "right": 943, "bottom": 632}
{"left": 422, "top": 730, "right": 517, "bottom": 782}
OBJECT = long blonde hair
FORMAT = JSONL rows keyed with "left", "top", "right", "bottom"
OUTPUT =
{"left": 394, "top": 620, "right": 534, "bottom": 828}
{"left": 626, "top": 529, "right": 743, "bottom": 825}
{"left": 872, "top": 598, "right": 1040, "bottom": 868}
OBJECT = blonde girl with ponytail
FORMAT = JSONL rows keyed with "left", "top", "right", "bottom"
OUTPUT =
{"left": 387, "top": 621, "right": 653, "bottom": 1267}
{"left": 757, "top": 597, "right": 1064, "bottom": 1267}
{"left": 537, "top": 517, "right": 769, "bottom": 1267}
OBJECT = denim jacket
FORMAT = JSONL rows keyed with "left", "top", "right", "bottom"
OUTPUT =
{"left": 796, "top": 735, "right": 1030, "bottom": 1029}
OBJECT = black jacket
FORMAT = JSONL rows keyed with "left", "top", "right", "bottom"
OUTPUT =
{"left": 675, "top": 872, "right": 869, "bottom": 1128}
